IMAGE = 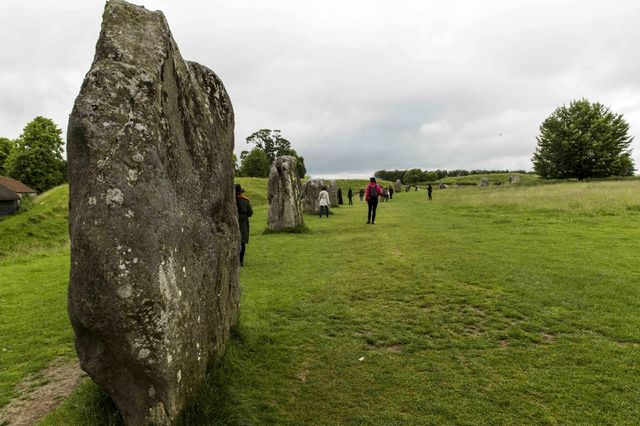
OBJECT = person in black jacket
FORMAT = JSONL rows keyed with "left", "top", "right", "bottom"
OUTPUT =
{"left": 236, "top": 184, "right": 253, "bottom": 266}
{"left": 347, "top": 187, "right": 353, "bottom": 205}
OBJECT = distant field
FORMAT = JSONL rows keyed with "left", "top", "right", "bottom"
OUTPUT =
{"left": 1, "top": 179, "right": 639, "bottom": 424}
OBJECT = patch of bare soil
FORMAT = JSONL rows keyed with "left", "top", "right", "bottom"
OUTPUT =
{"left": 0, "top": 358, "right": 87, "bottom": 426}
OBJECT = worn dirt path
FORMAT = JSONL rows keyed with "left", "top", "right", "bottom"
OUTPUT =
{"left": 0, "top": 358, "right": 86, "bottom": 426}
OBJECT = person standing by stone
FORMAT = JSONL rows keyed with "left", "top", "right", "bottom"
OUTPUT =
{"left": 236, "top": 184, "right": 253, "bottom": 266}
{"left": 365, "top": 177, "right": 383, "bottom": 224}
{"left": 359, "top": 187, "right": 365, "bottom": 202}
{"left": 347, "top": 187, "right": 353, "bottom": 205}
{"left": 318, "top": 185, "right": 330, "bottom": 218}
{"left": 427, "top": 183, "right": 433, "bottom": 200}
{"left": 337, "top": 187, "right": 344, "bottom": 205}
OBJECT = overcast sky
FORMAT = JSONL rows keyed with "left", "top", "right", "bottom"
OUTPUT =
{"left": 1, "top": 0, "right": 639, "bottom": 177}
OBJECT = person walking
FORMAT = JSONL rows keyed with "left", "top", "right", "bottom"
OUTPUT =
{"left": 427, "top": 184, "right": 433, "bottom": 200}
{"left": 389, "top": 186, "right": 394, "bottom": 200}
{"left": 236, "top": 184, "right": 253, "bottom": 266}
{"left": 337, "top": 188, "right": 344, "bottom": 205}
{"left": 318, "top": 185, "right": 330, "bottom": 218}
{"left": 365, "top": 177, "right": 383, "bottom": 224}
{"left": 359, "top": 187, "right": 365, "bottom": 202}
{"left": 347, "top": 187, "right": 353, "bottom": 205}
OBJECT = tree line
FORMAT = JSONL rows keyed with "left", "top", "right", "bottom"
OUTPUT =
{"left": 0, "top": 116, "right": 67, "bottom": 193}
{"left": 375, "top": 168, "right": 529, "bottom": 184}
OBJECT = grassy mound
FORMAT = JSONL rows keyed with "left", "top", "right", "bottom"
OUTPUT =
{"left": 0, "top": 185, "right": 69, "bottom": 258}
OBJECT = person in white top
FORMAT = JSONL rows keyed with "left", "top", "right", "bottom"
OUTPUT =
{"left": 318, "top": 185, "right": 330, "bottom": 218}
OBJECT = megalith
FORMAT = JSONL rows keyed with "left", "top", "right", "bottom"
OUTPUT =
{"left": 302, "top": 179, "right": 324, "bottom": 213}
{"left": 267, "top": 156, "right": 304, "bottom": 231}
{"left": 66, "top": 1, "right": 240, "bottom": 424}
{"left": 509, "top": 175, "right": 520, "bottom": 183}
{"left": 395, "top": 179, "right": 402, "bottom": 192}
{"left": 329, "top": 180, "right": 338, "bottom": 207}
{"left": 480, "top": 177, "right": 490, "bottom": 187}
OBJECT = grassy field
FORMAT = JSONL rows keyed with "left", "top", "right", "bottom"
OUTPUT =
{"left": 1, "top": 179, "right": 639, "bottom": 424}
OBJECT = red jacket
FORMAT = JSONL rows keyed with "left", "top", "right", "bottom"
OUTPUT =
{"left": 365, "top": 183, "right": 383, "bottom": 202}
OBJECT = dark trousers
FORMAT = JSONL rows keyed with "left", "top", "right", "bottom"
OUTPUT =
{"left": 428, "top": 192, "right": 432, "bottom": 200}
{"left": 348, "top": 197, "right": 353, "bottom": 205}
{"left": 319, "top": 205, "right": 329, "bottom": 217}
{"left": 240, "top": 243, "right": 246, "bottom": 265}
{"left": 367, "top": 199, "right": 378, "bottom": 223}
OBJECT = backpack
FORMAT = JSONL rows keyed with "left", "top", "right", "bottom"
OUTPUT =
{"left": 368, "top": 185, "right": 378, "bottom": 200}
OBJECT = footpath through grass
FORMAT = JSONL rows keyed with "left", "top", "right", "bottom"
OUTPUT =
{"left": 2, "top": 180, "right": 640, "bottom": 424}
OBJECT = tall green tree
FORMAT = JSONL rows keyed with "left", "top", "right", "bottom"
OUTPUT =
{"left": 245, "top": 129, "right": 306, "bottom": 177}
{"left": 238, "top": 147, "right": 271, "bottom": 177}
{"left": 246, "top": 129, "right": 291, "bottom": 163}
{"left": 4, "top": 116, "right": 67, "bottom": 192}
{"left": 532, "top": 99, "right": 635, "bottom": 179}
{"left": 0, "top": 137, "right": 16, "bottom": 174}
{"left": 403, "top": 168, "right": 426, "bottom": 184}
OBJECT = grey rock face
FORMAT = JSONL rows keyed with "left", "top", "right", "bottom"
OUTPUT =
{"left": 509, "top": 175, "right": 520, "bottom": 183}
{"left": 480, "top": 177, "right": 489, "bottom": 187}
{"left": 395, "top": 179, "right": 402, "bottom": 192}
{"left": 66, "top": 1, "right": 240, "bottom": 424}
{"left": 267, "top": 156, "right": 304, "bottom": 231}
{"left": 302, "top": 179, "right": 324, "bottom": 213}
{"left": 329, "top": 180, "right": 338, "bottom": 207}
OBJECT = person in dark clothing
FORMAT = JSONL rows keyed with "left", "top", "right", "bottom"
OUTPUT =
{"left": 359, "top": 188, "right": 365, "bottom": 201}
{"left": 347, "top": 188, "right": 353, "bottom": 205}
{"left": 337, "top": 188, "right": 344, "bottom": 205}
{"left": 427, "top": 184, "right": 433, "bottom": 200}
{"left": 389, "top": 186, "right": 394, "bottom": 199}
{"left": 236, "top": 184, "right": 253, "bottom": 266}
{"left": 365, "top": 177, "right": 383, "bottom": 224}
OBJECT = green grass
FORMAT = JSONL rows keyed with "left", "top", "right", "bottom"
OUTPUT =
{"left": 0, "top": 185, "right": 73, "bottom": 408}
{"left": 2, "top": 180, "right": 640, "bottom": 424}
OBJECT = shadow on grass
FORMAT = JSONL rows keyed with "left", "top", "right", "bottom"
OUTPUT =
{"left": 262, "top": 224, "right": 311, "bottom": 235}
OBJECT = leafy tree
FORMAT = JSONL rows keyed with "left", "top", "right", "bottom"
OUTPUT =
{"left": 246, "top": 129, "right": 291, "bottom": 163}
{"left": 4, "top": 116, "right": 67, "bottom": 192}
{"left": 375, "top": 169, "right": 406, "bottom": 183}
{"left": 0, "top": 137, "right": 16, "bottom": 173}
{"left": 533, "top": 99, "right": 635, "bottom": 179}
{"left": 245, "top": 129, "right": 306, "bottom": 178}
{"left": 238, "top": 147, "right": 270, "bottom": 177}
{"left": 403, "top": 168, "right": 425, "bottom": 184}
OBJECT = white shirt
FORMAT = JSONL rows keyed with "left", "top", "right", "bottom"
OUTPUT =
{"left": 318, "top": 190, "right": 330, "bottom": 207}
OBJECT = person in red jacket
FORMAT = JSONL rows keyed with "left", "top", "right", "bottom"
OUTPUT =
{"left": 365, "top": 177, "right": 383, "bottom": 224}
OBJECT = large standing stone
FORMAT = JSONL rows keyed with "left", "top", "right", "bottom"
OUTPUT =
{"left": 509, "top": 175, "right": 520, "bottom": 183}
{"left": 480, "top": 177, "right": 490, "bottom": 187}
{"left": 267, "top": 156, "right": 304, "bottom": 231}
{"left": 66, "top": 1, "right": 240, "bottom": 424}
{"left": 302, "top": 179, "right": 324, "bottom": 214}
{"left": 395, "top": 179, "right": 402, "bottom": 193}
{"left": 329, "top": 180, "right": 338, "bottom": 207}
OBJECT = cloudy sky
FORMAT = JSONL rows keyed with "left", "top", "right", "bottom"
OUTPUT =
{"left": 1, "top": 0, "right": 639, "bottom": 177}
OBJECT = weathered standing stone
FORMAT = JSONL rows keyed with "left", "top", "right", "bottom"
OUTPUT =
{"left": 302, "top": 179, "right": 324, "bottom": 213}
{"left": 67, "top": 1, "right": 240, "bottom": 424}
{"left": 480, "top": 177, "right": 490, "bottom": 187}
{"left": 329, "top": 180, "right": 338, "bottom": 207}
{"left": 509, "top": 175, "right": 520, "bottom": 183}
{"left": 395, "top": 179, "right": 402, "bottom": 193}
{"left": 267, "top": 156, "right": 304, "bottom": 231}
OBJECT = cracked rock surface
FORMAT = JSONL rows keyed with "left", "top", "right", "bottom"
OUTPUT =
{"left": 67, "top": 1, "right": 240, "bottom": 423}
